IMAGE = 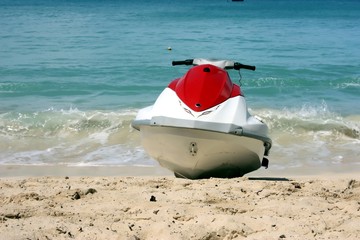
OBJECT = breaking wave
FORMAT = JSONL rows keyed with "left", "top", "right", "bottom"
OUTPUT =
{"left": 255, "top": 102, "right": 359, "bottom": 139}
{"left": 0, "top": 107, "right": 153, "bottom": 166}
{"left": 252, "top": 102, "right": 360, "bottom": 170}
{"left": 1, "top": 104, "right": 359, "bottom": 169}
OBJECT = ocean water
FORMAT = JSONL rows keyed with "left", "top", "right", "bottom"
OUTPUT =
{"left": 0, "top": 0, "right": 359, "bottom": 174}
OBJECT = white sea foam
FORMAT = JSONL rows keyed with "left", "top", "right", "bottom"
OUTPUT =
{"left": 1, "top": 104, "right": 359, "bottom": 173}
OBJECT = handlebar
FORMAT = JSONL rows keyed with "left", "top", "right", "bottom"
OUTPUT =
{"left": 172, "top": 58, "right": 255, "bottom": 71}
{"left": 172, "top": 59, "right": 194, "bottom": 66}
{"left": 233, "top": 62, "right": 256, "bottom": 71}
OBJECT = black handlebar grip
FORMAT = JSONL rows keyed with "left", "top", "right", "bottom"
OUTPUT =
{"left": 234, "top": 62, "right": 256, "bottom": 71}
{"left": 172, "top": 59, "right": 194, "bottom": 66}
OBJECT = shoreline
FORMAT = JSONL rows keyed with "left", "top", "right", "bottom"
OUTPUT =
{"left": 0, "top": 164, "right": 173, "bottom": 178}
{"left": 1, "top": 164, "right": 359, "bottom": 179}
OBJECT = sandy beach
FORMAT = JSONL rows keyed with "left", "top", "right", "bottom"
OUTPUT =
{"left": 0, "top": 166, "right": 359, "bottom": 240}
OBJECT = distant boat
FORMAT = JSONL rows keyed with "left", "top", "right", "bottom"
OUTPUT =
{"left": 232, "top": 0, "right": 244, "bottom": 2}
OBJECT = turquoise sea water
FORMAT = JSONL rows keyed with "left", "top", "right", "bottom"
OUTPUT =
{"left": 0, "top": 0, "right": 359, "bottom": 174}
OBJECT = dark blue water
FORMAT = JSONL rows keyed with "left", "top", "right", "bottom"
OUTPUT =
{"left": 0, "top": 0, "right": 359, "bottom": 172}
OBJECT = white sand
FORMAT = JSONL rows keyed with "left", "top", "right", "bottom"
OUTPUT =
{"left": 1, "top": 173, "right": 359, "bottom": 239}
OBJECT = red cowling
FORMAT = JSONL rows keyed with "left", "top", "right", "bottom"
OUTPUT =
{"left": 168, "top": 64, "right": 242, "bottom": 112}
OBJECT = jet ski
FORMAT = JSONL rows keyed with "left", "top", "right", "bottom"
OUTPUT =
{"left": 132, "top": 58, "right": 271, "bottom": 179}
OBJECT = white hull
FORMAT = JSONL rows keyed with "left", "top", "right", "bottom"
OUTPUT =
{"left": 140, "top": 125, "right": 265, "bottom": 179}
